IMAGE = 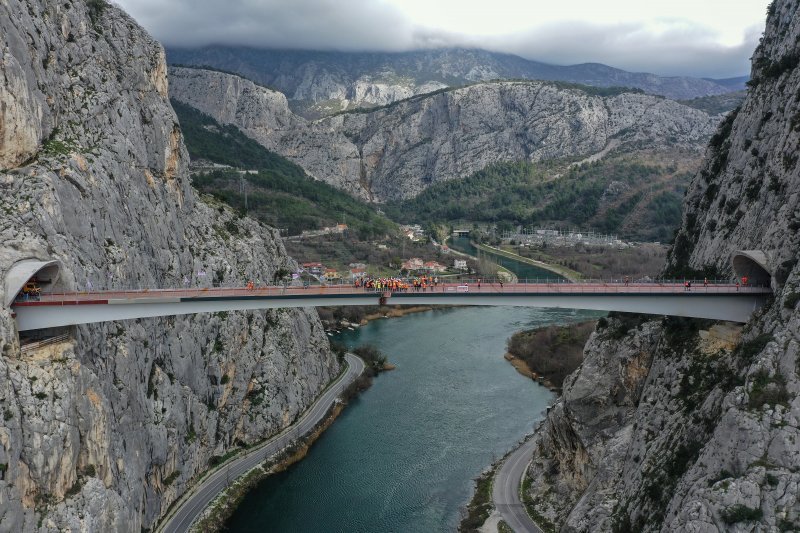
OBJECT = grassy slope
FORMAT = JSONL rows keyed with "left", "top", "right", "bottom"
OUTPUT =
{"left": 173, "top": 100, "right": 395, "bottom": 238}
{"left": 384, "top": 153, "right": 699, "bottom": 242}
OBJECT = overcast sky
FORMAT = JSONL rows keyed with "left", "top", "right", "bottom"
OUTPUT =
{"left": 114, "top": 0, "right": 770, "bottom": 78}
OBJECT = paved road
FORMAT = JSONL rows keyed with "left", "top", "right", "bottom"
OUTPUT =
{"left": 493, "top": 436, "right": 542, "bottom": 533}
{"left": 158, "top": 353, "right": 365, "bottom": 533}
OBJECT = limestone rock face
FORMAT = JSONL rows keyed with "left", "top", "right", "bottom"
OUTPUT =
{"left": 0, "top": 2, "right": 338, "bottom": 531}
{"left": 523, "top": 2, "right": 800, "bottom": 531}
{"left": 168, "top": 67, "right": 302, "bottom": 142}
{"left": 169, "top": 67, "right": 719, "bottom": 202}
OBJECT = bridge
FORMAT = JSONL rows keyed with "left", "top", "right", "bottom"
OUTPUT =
{"left": 10, "top": 282, "right": 771, "bottom": 331}
{"left": 6, "top": 251, "right": 774, "bottom": 332}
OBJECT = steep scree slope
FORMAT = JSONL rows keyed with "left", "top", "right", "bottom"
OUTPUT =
{"left": 0, "top": 1, "right": 338, "bottom": 531}
{"left": 521, "top": 1, "right": 800, "bottom": 531}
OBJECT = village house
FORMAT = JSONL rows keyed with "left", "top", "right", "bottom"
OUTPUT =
{"left": 454, "top": 259, "right": 468, "bottom": 270}
{"left": 399, "top": 224, "right": 425, "bottom": 241}
{"left": 401, "top": 257, "right": 424, "bottom": 271}
{"left": 423, "top": 261, "right": 447, "bottom": 273}
{"left": 323, "top": 268, "right": 340, "bottom": 282}
{"left": 349, "top": 268, "right": 366, "bottom": 280}
{"left": 301, "top": 262, "right": 325, "bottom": 275}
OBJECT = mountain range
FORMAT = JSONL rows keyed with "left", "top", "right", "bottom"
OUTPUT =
{"left": 168, "top": 65, "right": 721, "bottom": 202}
{"left": 167, "top": 46, "right": 748, "bottom": 117}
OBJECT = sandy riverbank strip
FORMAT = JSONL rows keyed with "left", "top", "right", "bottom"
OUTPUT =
{"left": 503, "top": 353, "right": 559, "bottom": 392}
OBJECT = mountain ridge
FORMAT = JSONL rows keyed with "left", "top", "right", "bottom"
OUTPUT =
{"left": 166, "top": 46, "right": 747, "bottom": 116}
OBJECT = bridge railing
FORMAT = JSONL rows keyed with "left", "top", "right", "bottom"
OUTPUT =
{"left": 15, "top": 278, "right": 771, "bottom": 306}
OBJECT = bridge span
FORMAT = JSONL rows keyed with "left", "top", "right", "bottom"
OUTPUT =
{"left": 11, "top": 282, "right": 771, "bottom": 331}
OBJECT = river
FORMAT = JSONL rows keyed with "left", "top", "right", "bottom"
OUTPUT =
{"left": 448, "top": 236, "right": 559, "bottom": 281}
{"left": 226, "top": 302, "right": 603, "bottom": 532}
{"left": 225, "top": 239, "right": 602, "bottom": 532}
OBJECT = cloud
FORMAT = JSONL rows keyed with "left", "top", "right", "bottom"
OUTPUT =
{"left": 491, "top": 20, "right": 764, "bottom": 78}
{"left": 114, "top": 0, "right": 764, "bottom": 78}
{"left": 115, "top": 0, "right": 415, "bottom": 50}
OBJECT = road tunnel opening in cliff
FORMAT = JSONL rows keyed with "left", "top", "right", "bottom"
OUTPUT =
{"left": 4, "top": 260, "right": 61, "bottom": 307}
{"left": 732, "top": 250, "right": 771, "bottom": 287}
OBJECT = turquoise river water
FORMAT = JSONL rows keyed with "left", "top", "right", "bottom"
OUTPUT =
{"left": 226, "top": 302, "right": 603, "bottom": 532}
{"left": 448, "top": 236, "right": 559, "bottom": 281}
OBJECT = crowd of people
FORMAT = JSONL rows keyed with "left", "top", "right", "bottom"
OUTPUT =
{"left": 353, "top": 276, "right": 441, "bottom": 292}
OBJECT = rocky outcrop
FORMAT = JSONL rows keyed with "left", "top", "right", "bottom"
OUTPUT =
{"left": 169, "top": 66, "right": 719, "bottom": 202}
{"left": 168, "top": 67, "right": 301, "bottom": 136}
{"left": 522, "top": 1, "right": 800, "bottom": 531}
{"left": 0, "top": 1, "right": 338, "bottom": 531}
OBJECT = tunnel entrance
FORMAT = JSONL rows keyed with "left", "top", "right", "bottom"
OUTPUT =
{"left": 4, "top": 260, "right": 61, "bottom": 307}
{"left": 731, "top": 250, "right": 771, "bottom": 287}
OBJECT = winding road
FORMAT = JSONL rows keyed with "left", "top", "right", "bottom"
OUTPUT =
{"left": 158, "top": 353, "right": 365, "bottom": 533}
{"left": 493, "top": 436, "right": 542, "bottom": 533}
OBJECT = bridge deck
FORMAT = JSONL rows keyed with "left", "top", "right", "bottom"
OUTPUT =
{"left": 12, "top": 282, "right": 770, "bottom": 305}
{"left": 11, "top": 283, "right": 771, "bottom": 331}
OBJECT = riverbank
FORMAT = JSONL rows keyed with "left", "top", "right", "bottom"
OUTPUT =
{"left": 473, "top": 242, "right": 582, "bottom": 281}
{"left": 504, "top": 320, "right": 598, "bottom": 393}
{"left": 322, "top": 303, "right": 464, "bottom": 333}
{"left": 156, "top": 354, "right": 365, "bottom": 533}
{"left": 192, "top": 401, "right": 347, "bottom": 532}
{"left": 447, "top": 240, "right": 518, "bottom": 282}
{"left": 503, "top": 353, "right": 559, "bottom": 392}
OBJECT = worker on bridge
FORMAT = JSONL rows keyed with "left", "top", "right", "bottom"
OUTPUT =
{"left": 20, "top": 280, "right": 41, "bottom": 301}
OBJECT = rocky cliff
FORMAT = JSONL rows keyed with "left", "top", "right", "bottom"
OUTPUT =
{"left": 166, "top": 47, "right": 743, "bottom": 114}
{"left": 0, "top": 1, "right": 338, "bottom": 531}
{"left": 169, "top": 66, "right": 720, "bottom": 202}
{"left": 522, "top": 1, "right": 800, "bottom": 531}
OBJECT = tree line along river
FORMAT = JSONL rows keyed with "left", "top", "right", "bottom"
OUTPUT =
{"left": 225, "top": 240, "right": 602, "bottom": 532}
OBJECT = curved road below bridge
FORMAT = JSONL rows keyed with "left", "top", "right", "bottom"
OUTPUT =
{"left": 158, "top": 353, "right": 365, "bottom": 533}
{"left": 493, "top": 436, "right": 542, "bottom": 533}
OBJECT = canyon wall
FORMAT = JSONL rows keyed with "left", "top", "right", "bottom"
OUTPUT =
{"left": 0, "top": 1, "right": 338, "bottom": 530}
{"left": 522, "top": 1, "right": 800, "bottom": 530}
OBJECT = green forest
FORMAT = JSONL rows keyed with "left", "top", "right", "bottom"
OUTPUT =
{"left": 384, "top": 158, "right": 689, "bottom": 242}
{"left": 173, "top": 100, "right": 395, "bottom": 238}
{"left": 174, "top": 98, "right": 687, "bottom": 243}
